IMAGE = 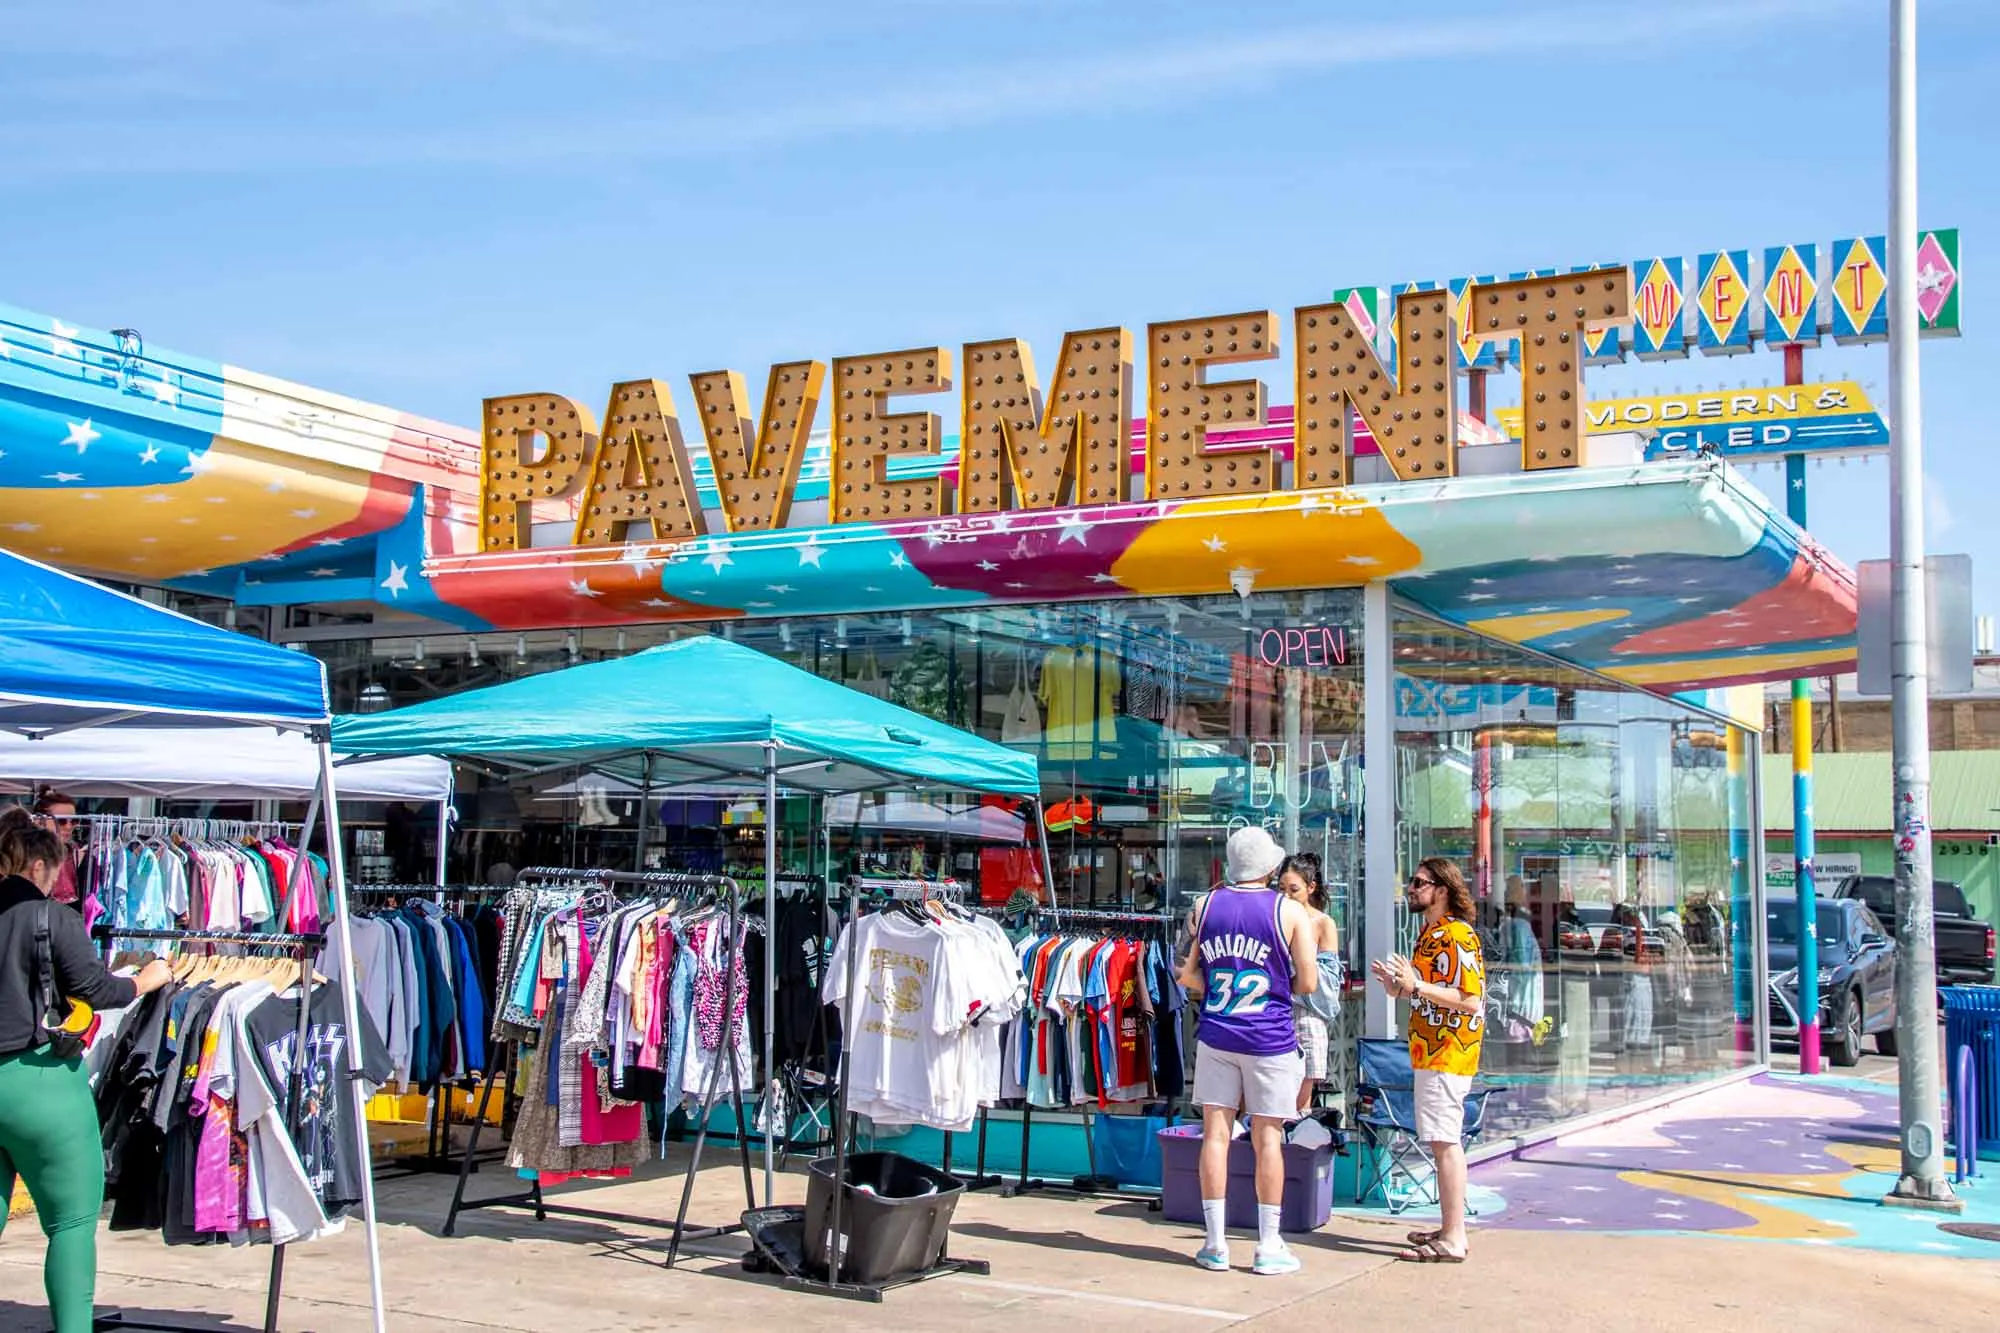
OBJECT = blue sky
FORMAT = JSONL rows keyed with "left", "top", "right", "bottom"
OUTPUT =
{"left": 1, "top": 0, "right": 1994, "bottom": 615}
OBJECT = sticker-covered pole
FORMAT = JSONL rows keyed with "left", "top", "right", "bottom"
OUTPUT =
{"left": 1883, "top": 0, "right": 1955, "bottom": 1209}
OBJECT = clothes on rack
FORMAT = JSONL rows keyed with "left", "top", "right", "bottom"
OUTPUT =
{"left": 91, "top": 960, "right": 390, "bottom": 1248}
{"left": 80, "top": 827, "right": 329, "bottom": 939}
{"left": 1008, "top": 918, "right": 1186, "bottom": 1108}
{"left": 744, "top": 884, "right": 837, "bottom": 1069}
{"left": 337, "top": 900, "right": 489, "bottom": 1092}
{"left": 488, "top": 874, "right": 759, "bottom": 1180}
{"left": 824, "top": 901, "right": 1025, "bottom": 1131}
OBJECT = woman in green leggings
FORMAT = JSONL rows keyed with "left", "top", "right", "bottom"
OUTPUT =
{"left": 0, "top": 824, "right": 171, "bottom": 1333}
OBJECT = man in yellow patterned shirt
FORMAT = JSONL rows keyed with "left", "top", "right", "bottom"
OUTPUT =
{"left": 1370, "top": 857, "right": 1484, "bottom": 1264}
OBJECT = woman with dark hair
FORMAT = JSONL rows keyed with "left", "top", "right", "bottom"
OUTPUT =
{"left": 29, "top": 786, "right": 80, "bottom": 907}
{"left": 0, "top": 824, "right": 172, "bottom": 1331}
{"left": 1275, "top": 852, "right": 1342, "bottom": 1113}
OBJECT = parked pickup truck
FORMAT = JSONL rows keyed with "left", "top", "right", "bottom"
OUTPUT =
{"left": 1827, "top": 874, "right": 1997, "bottom": 990}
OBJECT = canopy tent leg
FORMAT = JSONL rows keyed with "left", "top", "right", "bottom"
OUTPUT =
{"left": 762, "top": 741, "right": 778, "bottom": 1206}
{"left": 434, "top": 785, "right": 451, "bottom": 889}
{"left": 316, "top": 737, "right": 389, "bottom": 1333}
{"left": 634, "top": 750, "right": 654, "bottom": 873}
{"left": 1029, "top": 797, "right": 1061, "bottom": 927}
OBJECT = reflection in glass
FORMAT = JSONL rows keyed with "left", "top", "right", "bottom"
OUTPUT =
{"left": 1391, "top": 603, "right": 1752, "bottom": 1141}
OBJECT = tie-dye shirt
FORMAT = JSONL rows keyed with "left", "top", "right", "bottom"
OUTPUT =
{"left": 1408, "top": 919, "right": 1486, "bottom": 1076}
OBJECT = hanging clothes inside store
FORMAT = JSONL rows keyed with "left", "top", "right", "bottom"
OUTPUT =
{"left": 90, "top": 945, "right": 392, "bottom": 1247}
{"left": 79, "top": 822, "right": 331, "bottom": 939}
{"left": 823, "top": 896, "right": 1026, "bottom": 1131}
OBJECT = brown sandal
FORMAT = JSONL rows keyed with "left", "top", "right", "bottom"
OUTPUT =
{"left": 1398, "top": 1238, "right": 1467, "bottom": 1263}
{"left": 1406, "top": 1228, "right": 1442, "bottom": 1246}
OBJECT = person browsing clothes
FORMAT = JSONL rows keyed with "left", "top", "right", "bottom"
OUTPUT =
{"left": 1275, "top": 852, "right": 1343, "bottom": 1114}
{"left": 0, "top": 824, "right": 173, "bottom": 1332}
{"left": 1177, "top": 826, "right": 1320, "bottom": 1277}
{"left": 1369, "top": 856, "right": 1485, "bottom": 1264}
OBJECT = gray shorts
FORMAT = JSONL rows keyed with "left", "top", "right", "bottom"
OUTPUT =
{"left": 1192, "top": 1041, "right": 1306, "bottom": 1121}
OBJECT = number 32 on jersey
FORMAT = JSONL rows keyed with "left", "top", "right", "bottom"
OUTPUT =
{"left": 1202, "top": 968, "right": 1271, "bottom": 1016}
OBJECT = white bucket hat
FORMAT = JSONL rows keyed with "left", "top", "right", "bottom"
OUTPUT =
{"left": 1224, "top": 826, "right": 1286, "bottom": 886}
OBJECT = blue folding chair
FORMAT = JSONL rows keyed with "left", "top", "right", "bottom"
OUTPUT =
{"left": 1352, "top": 1038, "right": 1491, "bottom": 1213}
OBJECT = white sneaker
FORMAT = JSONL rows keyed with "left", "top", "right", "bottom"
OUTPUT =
{"left": 1193, "top": 1245, "right": 1230, "bottom": 1272}
{"left": 1253, "top": 1243, "right": 1301, "bottom": 1276}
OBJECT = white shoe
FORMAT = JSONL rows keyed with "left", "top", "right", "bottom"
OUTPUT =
{"left": 1253, "top": 1243, "right": 1301, "bottom": 1276}
{"left": 1193, "top": 1245, "right": 1230, "bottom": 1272}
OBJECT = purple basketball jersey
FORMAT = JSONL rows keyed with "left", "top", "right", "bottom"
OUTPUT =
{"left": 1194, "top": 887, "right": 1297, "bottom": 1056}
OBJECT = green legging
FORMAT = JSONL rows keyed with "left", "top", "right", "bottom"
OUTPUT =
{"left": 0, "top": 1046, "right": 104, "bottom": 1333}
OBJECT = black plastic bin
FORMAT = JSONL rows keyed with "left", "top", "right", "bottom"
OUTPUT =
{"left": 803, "top": 1151, "right": 965, "bottom": 1286}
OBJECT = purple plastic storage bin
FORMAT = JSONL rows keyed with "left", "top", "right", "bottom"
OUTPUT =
{"left": 1157, "top": 1124, "right": 1334, "bottom": 1232}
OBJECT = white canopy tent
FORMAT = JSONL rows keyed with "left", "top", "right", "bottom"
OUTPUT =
{"left": 0, "top": 726, "right": 452, "bottom": 803}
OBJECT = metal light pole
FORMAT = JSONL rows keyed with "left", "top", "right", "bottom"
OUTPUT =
{"left": 1883, "top": 0, "right": 1956, "bottom": 1209}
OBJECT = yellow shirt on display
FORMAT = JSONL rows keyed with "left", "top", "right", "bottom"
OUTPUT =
{"left": 1408, "top": 918, "right": 1485, "bottom": 1076}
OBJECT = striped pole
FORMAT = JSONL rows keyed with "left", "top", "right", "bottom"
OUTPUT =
{"left": 1784, "top": 344, "right": 1821, "bottom": 1074}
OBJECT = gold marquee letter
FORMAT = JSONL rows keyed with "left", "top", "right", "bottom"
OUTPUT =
{"left": 479, "top": 393, "right": 595, "bottom": 552}
{"left": 573, "top": 379, "right": 707, "bottom": 546}
{"left": 688, "top": 361, "right": 827, "bottom": 532}
{"left": 1294, "top": 289, "right": 1457, "bottom": 483}
{"left": 830, "top": 348, "right": 953, "bottom": 524}
{"left": 1144, "top": 312, "right": 1277, "bottom": 500}
{"left": 959, "top": 328, "right": 1132, "bottom": 513}
{"left": 1468, "top": 268, "right": 1632, "bottom": 470}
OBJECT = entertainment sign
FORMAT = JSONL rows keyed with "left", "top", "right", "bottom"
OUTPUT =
{"left": 481, "top": 269, "right": 1635, "bottom": 552}
{"left": 476, "top": 229, "right": 1957, "bottom": 555}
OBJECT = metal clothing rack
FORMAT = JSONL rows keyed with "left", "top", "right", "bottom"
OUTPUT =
{"left": 440, "top": 867, "right": 761, "bottom": 1270}
{"left": 89, "top": 926, "right": 327, "bottom": 1333}
{"left": 771, "top": 878, "right": 988, "bottom": 1302}
{"left": 347, "top": 884, "right": 503, "bottom": 1181}
{"left": 998, "top": 905, "right": 1180, "bottom": 1204}
{"left": 76, "top": 813, "right": 302, "bottom": 842}
{"left": 740, "top": 873, "right": 842, "bottom": 1167}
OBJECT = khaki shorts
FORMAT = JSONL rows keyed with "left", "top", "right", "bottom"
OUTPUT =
{"left": 1192, "top": 1041, "right": 1306, "bottom": 1121}
{"left": 1414, "top": 1068, "right": 1473, "bottom": 1143}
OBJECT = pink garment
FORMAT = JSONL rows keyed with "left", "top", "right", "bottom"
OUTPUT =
{"left": 574, "top": 921, "right": 642, "bottom": 1147}
{"left": 640, "top": 923, "right": 672, "bottom": 1068}
{"left": 188, "top": 1036, "right": 247, "bottom": 1234}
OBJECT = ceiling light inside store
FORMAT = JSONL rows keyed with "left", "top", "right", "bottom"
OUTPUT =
{"left": 900, "top": 615, "right": 913, "bottom": 646}
{"left": 413, "top": 638, "right": 426, "bottom": 670}
{"left": 835, "top": 617, "right": 848, "bottom": 648}
{"left": 615, "top": 629, "right": 628, "bottom": 654}
{"left": 565, "top": 631, "right": 579, "bottom": 663}
{"left": 779, "top": 622, "right": 793, "bottom": 650}
{"left": 467, "top": 637, "right": 481, "bottom": 667}
{"left": 359, "top": 682, "right": 390, "bottom": 713}
{"left": 965, "top": 612, "right": 981, "bottom": 644}
{"left": 514, "top": 634, "right": 527, "bottom": 665}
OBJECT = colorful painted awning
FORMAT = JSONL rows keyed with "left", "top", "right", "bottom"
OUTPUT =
{"left": 0, "top": 302, "right": 1855, "bottom": 696}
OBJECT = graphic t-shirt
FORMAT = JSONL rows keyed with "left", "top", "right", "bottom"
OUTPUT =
{"left": 824, "top": 913, "right": 961, "bottom": 1126}
{"left": 244, "top": 983, "right": 391, "bottom": 1216}
{"left": 1408, "top": 918, "right": 1486, "bottom": 1076}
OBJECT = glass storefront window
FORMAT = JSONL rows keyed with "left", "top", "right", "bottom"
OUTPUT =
{"left": 1391, "top": 603, "right": 1754, "bottom": 1140}
{"left": 311, "top": 590, "right": 1365, "bottom": 963}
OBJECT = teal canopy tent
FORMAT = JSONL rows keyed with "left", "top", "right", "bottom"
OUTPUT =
{"left": 331, "top": 634, "right": 1038, "bottom": 797}
{"left": 331, "top": 633, "right": 1046, "bottom": 1203}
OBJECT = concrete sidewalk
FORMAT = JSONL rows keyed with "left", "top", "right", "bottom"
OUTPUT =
{"left": 4, "top": 1061, "right": 1997, "bottom": 1331}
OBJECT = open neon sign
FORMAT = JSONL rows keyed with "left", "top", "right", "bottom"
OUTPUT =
{"left": 1254, "top": 625, "right": 1349, "bottom": 669}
